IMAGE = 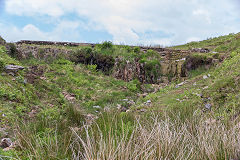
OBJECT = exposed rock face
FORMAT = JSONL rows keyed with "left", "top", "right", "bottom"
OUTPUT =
{"left": 113, "top": 59, "right": 145, "bottom": 82}
{"left": 113, "top": 52, "right": 188, "bottom": 84}
{"left": 160, "top": 59, "right": 185, "bottom": 77}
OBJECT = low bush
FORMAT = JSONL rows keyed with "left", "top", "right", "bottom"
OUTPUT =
{"left": 101, "top": 41, "right": 113, "bottom": 49}
{"left": 70, "top": 48, "right": 115, "bottom": 74}
{"left": 8, "top": 43, "right": 19, "bottom": 58}
{"left": 182, "top": 54, "right": 212, "bottom": 73}
{"left": 133, "top": 46, "right": 141, "bottom": 53}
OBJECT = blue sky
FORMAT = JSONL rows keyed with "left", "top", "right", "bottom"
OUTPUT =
{"left": 0, "top": 0, "right": 240, "bottom": 46}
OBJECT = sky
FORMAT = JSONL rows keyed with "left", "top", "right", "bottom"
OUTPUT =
{"left": 0, "top": 0, "right": 239, "bottom": 46}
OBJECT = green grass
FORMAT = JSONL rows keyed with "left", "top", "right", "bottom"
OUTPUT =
{"left": 0, "top": 45, "right": 143, "bottom": 159}
{"left": 171, "top": 33, "right": 238, "bottom": 50}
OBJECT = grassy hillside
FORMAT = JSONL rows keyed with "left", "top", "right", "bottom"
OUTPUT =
{"left": 0, "top": 44, "right": 141, "bottom": 158}
{"left": 171, "top": 33, "right": 240, "bottom": 51}
{"left": 1, "top": 33, "right": 240, "bottom": 159}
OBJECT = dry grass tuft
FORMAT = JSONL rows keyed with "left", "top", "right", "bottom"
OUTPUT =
{"left": 71, "top": 115, "right": 240, "bottom": 160}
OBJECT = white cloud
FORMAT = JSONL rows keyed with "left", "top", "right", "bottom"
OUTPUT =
{"left": 4, "top": 0, "right": 240, "bottom": 45}
{"left": 0, "top": 20, "right": 83, "bottom": 42}
{"left": 193, "top": 9, "right": 211, "bottom": 24}
{"left": 0, "top": 23, "right": 47, "bottom": 42}
{"left": 5, "top": 0, "right": 64, "bottom": 17}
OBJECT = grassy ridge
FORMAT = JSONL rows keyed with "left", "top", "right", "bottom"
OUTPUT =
{"left": 170, "top": 33, "right": 238, "bottom": 50}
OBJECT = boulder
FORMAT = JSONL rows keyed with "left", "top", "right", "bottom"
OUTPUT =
{"left": 175, "top": 81, "right": 185, "bottom": 88}
{"left": 203, "top": 75, "right": 208, "bottom": 79}
{"left": 205, "top": 103, "right": 212, "bottom": 110}
{"left": 192, "top": 48, "right": 210, "bottom": 53}
{"left": 93, "top": 105, "right": 101, "bottom": 109}
{"left": 144, "top": 100, "right": 152, "bottom": 106}
{"left": 5, "top": 65, "right": 24, "bottom": 73}
{"left": 0, "top": 138, "right": 12, "bottom": 149}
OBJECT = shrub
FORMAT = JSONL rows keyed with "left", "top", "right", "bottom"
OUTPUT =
{"left": 8, "top": 43, "right": 19, "bottom": 58}
{"left": 183, "top": 54, "right": 212, "bottom": 71}
{"left": 139, "top": 58, "right": 161, "bottom": 83}
{"left": 146, "top": 49, "right": 155, "bottom": 55}
{"left": 230, "top": 51, "right": 238, "bottom": 58}
{"left": 101, "top": 41, "right": 113, "bottom": 49}
{"left": 94, "top": 54, "right": 115, "bottom": 73}
{"left": 102, "top": 41, "right": 113, "bottom": 49}
{"left": 124, "top": 46, "right": 132, "bottom": 52}
{"left": 70, "top": 47, "right": 93, "bottom": 64}
{"left": 127, "top": 79, "right": 141, "bottom": 92}
{"left": 70, "top": 48, "right": 115, "bottom": 74}
{"left": 133, "top": 46, "right": 141, "bottom": 53}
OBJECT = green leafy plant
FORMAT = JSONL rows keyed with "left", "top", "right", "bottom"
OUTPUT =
{"left": 86, "top": 64, "right": 97, "bottom": 72}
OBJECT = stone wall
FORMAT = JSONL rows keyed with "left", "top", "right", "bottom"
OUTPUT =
{"left": 16, "top": 40, "right": 191, "bottom": 55}
{"left": 16, "top": 44, "right": 73, "bottom": 60}
{"left": 16, "top": 40, "right": 94, "bottom": 47}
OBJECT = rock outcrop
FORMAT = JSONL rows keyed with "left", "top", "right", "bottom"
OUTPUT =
{"left": 113, "top": 57, "right": 187, "bottom": 84}
{"left": 15, "top": 40, "right": 215, "bottom": 84}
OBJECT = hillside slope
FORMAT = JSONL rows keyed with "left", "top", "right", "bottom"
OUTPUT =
{"left": 0, "top": 33, "right": 240, "bottom": 159}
